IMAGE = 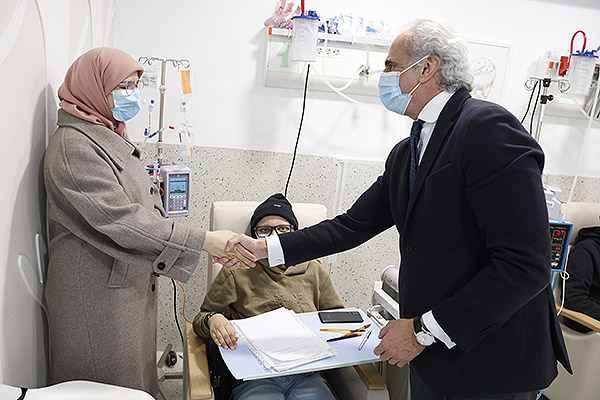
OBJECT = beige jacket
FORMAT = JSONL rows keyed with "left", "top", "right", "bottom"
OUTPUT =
{"left": 193, "top": 259, "right": 344, "bottom": 338}
{"left": 44, "top": 110, "right": 205, "bottom": 395}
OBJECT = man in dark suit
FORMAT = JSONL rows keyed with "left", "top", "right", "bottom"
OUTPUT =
{"left": 223, "top": 17, "right": 571, "bottom": 399}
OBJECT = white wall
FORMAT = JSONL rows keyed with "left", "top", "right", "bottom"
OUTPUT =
{"left": 0, "top": 0, "right": 104, "bottom": 388}
{"left": 1, "top": 0, "right": 599, "bottom": 390}
{"left": 113, "top": 0, "right": 600, "bottom": 177}
{"left": 0, "top": 0, "right": 48, "bottom": 387}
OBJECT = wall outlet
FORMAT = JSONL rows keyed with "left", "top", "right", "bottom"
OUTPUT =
{"left": 316, "top": 46, "right": 340, "bottom": 58}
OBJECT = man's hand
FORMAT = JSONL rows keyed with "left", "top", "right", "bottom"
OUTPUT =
{"left": 213, "top": 234, "right": 268, "bottom": 270}
{"left": 373, "top": 319, "right": 425, "bottom": 367}
{"left": 208, "top": 314, "right": 238, "bottom": 349}
{"left": 225, "top": 234, "right": 268, "bottom": 259}
{"left": 202, "top": 230, "right": 256, "bottom": 269}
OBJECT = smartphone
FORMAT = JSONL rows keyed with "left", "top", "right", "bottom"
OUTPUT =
{"left": 318, "top": 310, "right": 364, "bottom": 324}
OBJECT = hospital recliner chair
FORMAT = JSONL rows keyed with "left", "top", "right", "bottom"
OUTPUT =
{"left": 544, "top": 201, "right": 600, "bottom": 400}
{"left": 183, "top": 201, "right": 388, "bottom": 400}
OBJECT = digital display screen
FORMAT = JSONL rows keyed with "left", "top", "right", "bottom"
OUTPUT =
{"left": 549, "top": 223, "right": 572, "bottom": 271}
{"left": 169, "top": 177, "right": 187, "bottom": 195}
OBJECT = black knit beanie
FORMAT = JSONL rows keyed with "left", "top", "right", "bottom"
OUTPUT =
{"left": 250, "top": 193, "right": 298, "bottom": 238}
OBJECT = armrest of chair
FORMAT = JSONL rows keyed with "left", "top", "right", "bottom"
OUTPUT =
{"left": 184, "top": 324, "right": 213, "bottom": 400}
{"left": 556, "top": 304, "right": 600, "bottom": 333}
{"left": 352, "top": 363, "right": 387, "bottom": 390}
{"left": 323, "top": 363, "right": 388, "bottom": 400}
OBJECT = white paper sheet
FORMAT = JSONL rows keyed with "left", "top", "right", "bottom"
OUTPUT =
{"left": 232, "top": 308, "right": 337, "bottom": 371}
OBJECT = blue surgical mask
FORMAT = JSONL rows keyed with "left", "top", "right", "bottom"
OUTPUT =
{"left": 378, "top": 54, "right": 429, "bottom": 115}
{"left": 111, "top": 88, "right": 141, "bottom": 121}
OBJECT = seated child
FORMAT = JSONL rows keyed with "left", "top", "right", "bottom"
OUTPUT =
{"left": 193, "top": 193, "right": 343, "bottom": 400}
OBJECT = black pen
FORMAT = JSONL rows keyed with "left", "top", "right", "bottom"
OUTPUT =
{"left": 326, "top": 333, "right": 361, "bottom": 342}
{"left": 358, "top": 330, "right": 372, "bottom": 350}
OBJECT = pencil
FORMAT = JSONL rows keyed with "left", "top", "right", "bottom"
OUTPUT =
{"left": 326, "top": 333, "right": 362, "bottom": 342}
{"left": 358, "top": 330, "right": 372, "bottom": 350}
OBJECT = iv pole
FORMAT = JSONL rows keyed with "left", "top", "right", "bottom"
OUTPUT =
{"left": 136, "top": 57, "right": 191, "bottom": 400}
{"left": 138, "top": 56, "right": 191, "bottom": 165}
{"left": 524, "top": 76, "right": 570, "bottom": 141}
{"left": 524, "top": 74, "right": 600, "bottom": 209}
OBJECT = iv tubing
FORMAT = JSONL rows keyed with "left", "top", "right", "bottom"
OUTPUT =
{"left": 321, "top": 35, "right": 359, "bottom": 92}
{"left": 310, "top": 32, "right": 381, "bottom": 107}
{"left": 310, "top": 65, "right": 376, "bottom": 106}
{"left": 570, "top": 30, "right": 587, "bottom": 63}
{"left": 158, "top": 59, "right": 167, "bottom": 165}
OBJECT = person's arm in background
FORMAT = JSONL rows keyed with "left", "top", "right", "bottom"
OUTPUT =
{"left": 193, "top": 269, "right": 239, "bottom": 349}
{"left": 564, "top": 245, "right": 600, "bottom": 320}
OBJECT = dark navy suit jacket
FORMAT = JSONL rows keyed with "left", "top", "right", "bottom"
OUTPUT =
{"left": 279, "top": 89, "right": 570, "bottom": 394}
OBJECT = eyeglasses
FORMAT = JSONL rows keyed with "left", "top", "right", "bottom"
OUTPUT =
{"left": 114, "top": 80, "right": 142, "bottom": 95}
{"left": 254, "top": 224, "right": 294, "bottom": 238}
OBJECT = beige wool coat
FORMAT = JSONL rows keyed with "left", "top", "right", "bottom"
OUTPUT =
{"left": 43, "top": 109, "right": 206, "bottom": 395}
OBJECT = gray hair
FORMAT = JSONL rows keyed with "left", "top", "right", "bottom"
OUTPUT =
{"left": 404, "top": 17, "right": 474, "bottom": 92}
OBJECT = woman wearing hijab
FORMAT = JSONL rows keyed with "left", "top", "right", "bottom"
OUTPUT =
{"left": 43, "top": 47, "right": 253, "bottom": 396}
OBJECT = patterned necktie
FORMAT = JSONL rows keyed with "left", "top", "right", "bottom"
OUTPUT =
{"left": 409, "top": 119, "right": 425, "bottom": 192}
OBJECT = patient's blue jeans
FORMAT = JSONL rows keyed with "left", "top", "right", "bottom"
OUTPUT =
{"left": 231, "top": 373, "right": 336, "bottom": 400}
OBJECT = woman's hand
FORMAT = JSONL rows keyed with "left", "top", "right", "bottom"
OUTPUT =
{"left": 214, "top": 234, "right": 269, "bottom": 270}
{"left": 202, "top": 230, "right": 257, "bottom": 269}
{"left": 225, "top": 234, "right": 268, "bottom": 260}
{"left": 208, "top": 314, "right": 238, "bottom": 349}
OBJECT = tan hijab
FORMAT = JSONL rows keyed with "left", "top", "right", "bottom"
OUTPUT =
{"left": 58, "top": 47, "right": 144, "bottom": 137}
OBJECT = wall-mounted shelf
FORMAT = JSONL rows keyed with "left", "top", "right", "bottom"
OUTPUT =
{"left": 263, "top": 27, "right": 392, "bottom": 96}
{"left": 543, "top": 78, "right": 600, "bottom": 125}
{"left": 264, "top": 28, "right": 513, "bottom": 106}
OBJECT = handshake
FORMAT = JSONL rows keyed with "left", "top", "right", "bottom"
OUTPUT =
{"left": 202, "top": 231, "right": 267, "bottom": 270}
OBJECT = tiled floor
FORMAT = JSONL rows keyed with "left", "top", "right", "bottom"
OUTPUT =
{"left": 158, "top": 379, "right": 183, "bottom": 400}
{"left": 157, "top": 350, "right": 184, "bottom": 400}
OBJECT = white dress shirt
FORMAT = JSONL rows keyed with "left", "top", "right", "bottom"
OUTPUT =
{"left": 267, "top": 91, "right": 457, "bottom": 349}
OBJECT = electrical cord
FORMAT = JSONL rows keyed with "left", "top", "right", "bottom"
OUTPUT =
{"left": 284, "top": 63, "right": 310, "bottom": 197}
{"left": 556, "top": 270, "right": 570, "bottom": 316}
{"left": 171, "top": 278, "right": 184, "bottom": 345}
{"left": 175, "top": 279, "right": 193, "bottom": 324}
{"left": 529, "top": 81, "right": 542, "bottom": 136}
{"left": 521, "top": 80, "right": 539, "bottom": 125}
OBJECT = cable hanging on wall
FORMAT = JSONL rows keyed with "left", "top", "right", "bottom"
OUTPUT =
{"left": 284, "top": 64, "right": 311, "bottom": 197}
{"left": 523, "top": 77, "right": 570, "bottom": 141}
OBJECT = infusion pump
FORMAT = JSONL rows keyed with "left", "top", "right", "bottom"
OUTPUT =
{"left": 159, "top": 164, "right": 192, "bottom": 218}
{"left": 549, "top": 220, "right": 572, "bottom": 272}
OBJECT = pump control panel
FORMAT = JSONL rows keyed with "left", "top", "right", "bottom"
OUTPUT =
{"left": 549, "top": 221, "right": 572, "bottom": 271}
{"left": 159, "top": 164, "right": 191, "bottom": 218}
